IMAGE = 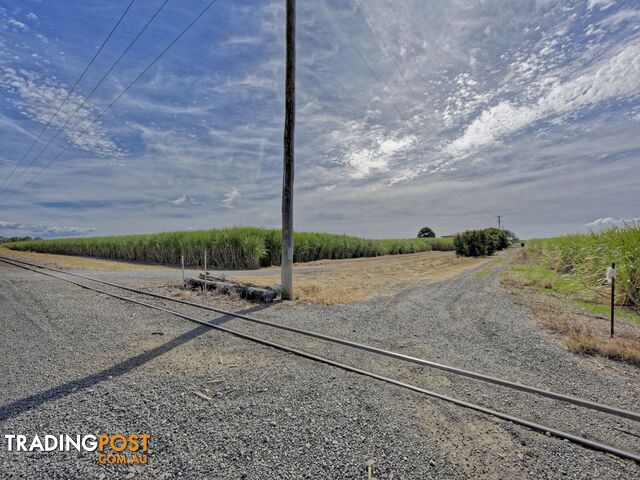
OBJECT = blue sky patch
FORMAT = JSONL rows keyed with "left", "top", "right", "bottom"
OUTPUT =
{"left": 0, "top": 0, "right": 638, "bottom": 239}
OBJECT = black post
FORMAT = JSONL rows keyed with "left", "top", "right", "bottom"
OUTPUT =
{"left": 610, "top": 262, "right": 615, "bottom": 338}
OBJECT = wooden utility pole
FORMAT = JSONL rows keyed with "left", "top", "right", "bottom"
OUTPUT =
{"left": 496, "top": 215, "right": 502, "bottom": 230}
{"left": 281, "top": 0, "right": 296, "bottom": 300}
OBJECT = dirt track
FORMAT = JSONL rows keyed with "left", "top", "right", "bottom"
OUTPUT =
{"left": 0, "top": 251, "right": 638, "bottom": 479}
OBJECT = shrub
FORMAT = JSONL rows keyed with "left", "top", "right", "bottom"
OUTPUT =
{"left": 454, "top": 230, "right": 489, "bottom": 257}
{"left": 454, "top": 228, "right": 511, "bottom": 257}
{"left": 417, "top": 227, "right": 436, "bottom": 238}
{"left": 485, "top": 227, "right": 509, "bottom": 252}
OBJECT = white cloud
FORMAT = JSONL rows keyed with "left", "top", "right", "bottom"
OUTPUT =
{"left": 26, "top": 13, "right": 38, "bottom": 22}
{"left": 379, "top": 137, "right": 414, "bottom": 155}
{"left": 586, "top": 216, "right": 640, "bottom": 227}
{"left": 587, "top": 216, "right": 616, "bottom": 226}
{"left": 597, "top": 9, "right": 640, "bottom": 29}
{"left": 346, "top": 148, "right": 388, "bottom": 179}
{"left": 222, "top": 188, "right": 240, "bottom": 208}
{"left": 447, "top": 41, "right": 640, "bottom": 157}
{"left": 587, "top": 0, "right": 616, "bottom": 12}
{"left": 442, "top": 73, "right": 495, "bottom": 127}
{"left": 8, "top": 19, "right": 27, "bottom": 30}
{"left": 446, "top": 100, "right": 538, "bottom": 155}
{"left": 0, "top": 68, "right": 119, "bottom": 156}
{"left": 0, "top": 220, "right": 95, "bottom": 236}
{"left": 224, "top": 35, "right": 262, "bottom": 45}
{"left": 343, "top": 133, "right": 416, "bottom": 179}
{"left": 217, "top": 73, "right": 278, "bottom": 92}
{"left": 169, "top": 194, "right": 187, "bottom": 205}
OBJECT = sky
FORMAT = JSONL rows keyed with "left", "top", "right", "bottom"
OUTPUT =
{"left": 0, "top": 0, "right": 638, "bottom": 240}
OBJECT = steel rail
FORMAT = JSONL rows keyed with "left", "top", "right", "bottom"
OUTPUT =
{"left": 1, "top": 254, "right": 639, "bottom": 423}
{"left": 1, "top": 256, "right": 639, "bottom": 463}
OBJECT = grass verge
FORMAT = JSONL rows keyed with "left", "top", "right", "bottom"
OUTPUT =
{"left": 501, "top": 249, "right": 640, "bottom": 366}
{"left": 529, "top": 223, "right": 640, "bottom": 307}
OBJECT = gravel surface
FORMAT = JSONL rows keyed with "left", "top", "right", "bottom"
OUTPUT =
{"left": 0, "top": 253, "right": 638, "bottom": 479}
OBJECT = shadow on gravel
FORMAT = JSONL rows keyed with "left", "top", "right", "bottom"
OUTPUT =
{"left": 0, "top": 304, "right": 269, "bottom": 422}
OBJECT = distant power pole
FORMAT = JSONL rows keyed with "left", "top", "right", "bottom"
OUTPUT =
{"left": 281, "top": 0, "right": 296, "bottom": 300}
{"left": 496, "top": 215, "right": 502, "bottom": 230}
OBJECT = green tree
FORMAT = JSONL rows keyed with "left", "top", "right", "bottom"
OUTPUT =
{"left": 504, "top": 230, "right": 519, "bottom": 243}
{"left": 417, "top": 226, "right": 436, "bottom": 238}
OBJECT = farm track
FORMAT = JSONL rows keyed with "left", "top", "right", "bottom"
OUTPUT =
{"left": 1, "top": 254, "right": 639, "bottom": 465}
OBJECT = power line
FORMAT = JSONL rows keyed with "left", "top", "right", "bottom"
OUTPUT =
{"left": 377, "top": 0, "right": 559, "bottom": 222}
{"left": 352, "top": 0, "right": 560, "bottom": 223}
{"left": 352, "top": 0, "right": 419, "bottom": 99}
{"left": 0, "top": 0, "right": 171, "bottom": 199}
{"left": 378, "top": 0, "right": 495, "bottom": 214}
{"left": 322, "top": 1, "right": 468, "bottom": 207}
{"left": 324, "top": 0, "right": 495, "bottom": 219}
{"left": 321, "top": 1, "right": 409, "bottom": 124}
{"left": 0, "top": 0, "right": 221, "bottom": 203}
{"left": 0, "top": 0, "right": 136, "bottom": 192}
{"left": 380, "top": 0, "right": 430, "bottom": 86}
{"left": 353, "top": 0, "right": 500, "bottom": 218}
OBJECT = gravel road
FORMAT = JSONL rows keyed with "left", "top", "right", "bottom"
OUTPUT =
{"left": 0, "top": 253, "right": 638, "bottom": 479}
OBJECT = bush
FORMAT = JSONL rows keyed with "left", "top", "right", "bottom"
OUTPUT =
{"left": 454, "top": 228, "right": 511, "bottom": 257}
{"left": 417, "top": 227, "right": 436, "bottom": 238}
{"left": 485, "top": 227, "right": 509, "bottom": 252}
{"left": 454, "top": 230, "right": 489, "bottom": 257}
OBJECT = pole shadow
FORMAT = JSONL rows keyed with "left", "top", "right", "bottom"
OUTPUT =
{"left": 0, "top": 304, "right": 269, "bottom": 423}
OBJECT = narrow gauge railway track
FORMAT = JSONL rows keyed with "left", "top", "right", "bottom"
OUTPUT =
{"left": 1, "top": 255, "right": 639, "bottom": 463}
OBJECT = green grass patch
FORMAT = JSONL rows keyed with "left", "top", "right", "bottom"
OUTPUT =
{"left": 573, "top": 300, "right": 640, "bottom": 324}
{"left": 474, "top": 269, "right": 491, "bottom": 279}
{"left": 5, "top": 227, "right": 454, "bottom": 270}
{"left": 473, "top": 255, "right": 505, "bottom": 279}
{"left": 507, "top": 254, "right": 640, "bottom": 324}
{"left": 529, "top": 223, "right": 640, "bottom": 307}
{"left": 510, "top": 263, "right": 585, "bottom": 295}
{"left": 489, "top": 256, "right": 504, "bottom": 267}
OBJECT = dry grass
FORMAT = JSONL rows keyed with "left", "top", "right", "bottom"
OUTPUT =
{"left": 0, "top": 246, "right": 156, "bottom": 270}
{"left": 524, "top": 299, "right": 640, "bottom": 365}
{"left": 0, "top": 245, "right": 485, "bottom": 304}
{"left": 501, "top": 249, "right": 640, "bottom": 366}
{"left": 565, "top": 330, "right": 640, "bottom": 364}
{"left": 230, "top": 250, "right": 486, "bottom": 304}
